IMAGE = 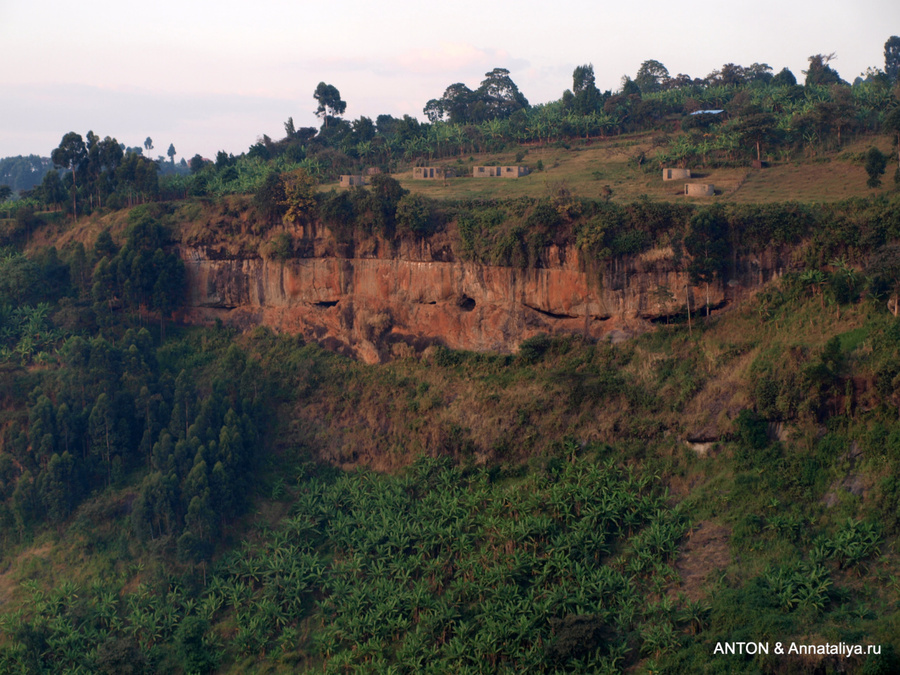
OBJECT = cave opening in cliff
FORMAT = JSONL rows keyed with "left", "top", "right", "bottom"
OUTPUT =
{"left": 457, "top": 295, "right": 476, "bottom": 312}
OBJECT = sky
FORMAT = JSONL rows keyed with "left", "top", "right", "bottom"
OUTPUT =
{"left": 2, "top": 0, "right": 898, "bottom": 162}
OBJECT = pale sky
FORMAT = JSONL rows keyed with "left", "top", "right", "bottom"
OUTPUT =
{"left": 2, "top": 0, "right": 897, "bottom": 161}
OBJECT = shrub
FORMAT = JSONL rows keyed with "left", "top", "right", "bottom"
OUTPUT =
{"left": 518, "top": 333, "right": 552, "bottom": 364}
{"left": 396, "top": 193, "right": 436, "bottom": 238}
{"left": 865, "top": 147, "right": 887, "bottom": 188}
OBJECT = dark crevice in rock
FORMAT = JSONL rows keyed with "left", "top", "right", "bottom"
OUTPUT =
{"left": 525, "top": 304, "right": 578, "bottom": 320}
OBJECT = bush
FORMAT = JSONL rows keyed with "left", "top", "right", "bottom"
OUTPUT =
{"left": 735, "top": 409, "right": 769, "bottom": 450}
{"left": 396, "top": 193, "right": 436, "bottom": 238}
{"left": 269, "top": 232, "right": 292, "bottom": 261}
{"left": 865, "top": 147, "right": 887, "bottom": 188}
{"left": 518, "top": 333, "right": 552, "bottom": 364}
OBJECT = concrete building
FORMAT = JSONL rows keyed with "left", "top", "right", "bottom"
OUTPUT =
{"left": 340, "top": 175, "right": 367, "bottom": 188}
{"left": 473, "top": 166, "right": 529, "bottom": 178}
{"left": 414, "top": 167, "right": 455, "bottom": 179}
{"left": 663, "top": 168, "right": 691, "bottom": 181}
{"left": 685, "top": 183, "right": 715, "bottom": 197}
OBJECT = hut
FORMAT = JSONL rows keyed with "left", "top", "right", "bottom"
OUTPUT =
{"left": 663, "top": 168, "right": 691, "bottom": 181}
{"left": 685, "top": 183, "right": 715, "bottom": 197}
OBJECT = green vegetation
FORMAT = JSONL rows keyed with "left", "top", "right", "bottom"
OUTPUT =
{"left": 2, "top": 230, "right": 900, "bottom": 671}
{"left": 2, "top": 37, "right": 900, "bottom": 675}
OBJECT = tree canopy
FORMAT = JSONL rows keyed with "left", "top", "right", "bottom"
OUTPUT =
{"left": 803, "top": 53, "right": 846, "bottom": 87}
{"left": 314, "top": 82, "right": 347, "bottom": 128}
{"left": 424, "top": 68, "right": 528, "bottom": 124}
{"left": 886, "top": 36, "right": 900, "bottom": 84}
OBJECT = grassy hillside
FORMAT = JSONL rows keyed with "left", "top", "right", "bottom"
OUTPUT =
{"left": 320, "top": 134, "right": 899, "bottom": 205}
{"left": 1, "top": 140, "right": 900, "bottom": 674}
{"left": 2, "top": 282, "right": 900, "bottom": 673}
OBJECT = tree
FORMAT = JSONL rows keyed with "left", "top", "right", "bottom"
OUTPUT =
{"left": 253, "top": 171, "right": 287, "bottom": 225}
{"left": 167, "top": 143, "right": 176, "bottom": 163}
{"left": 284, "top": 116, "right": 296, "bottom": 138}
{"left": 772, "top": 67, "right": 797, "bottom": 87}
{"left": 424, "top": 82, "right": 476, "bottom": 124}
{"left": 684, "top": 207, "right": 730, "bottom": 317}
{"left": 620, "top": 75, "right": 641, "bottom": 96}
{"left": 151, "top": 248, "right": 186, "bottom": 339}
{"left": 477, "top": 68, "right": 529, "bottom": 120}
{"left": 744, "top": 62, "right": 774, "bottom": 84}
{"left": 314, "top": 82, "right": 346, "bottom": 128}
{"left": 0, "top": 185, "right": 11, "bottom": 202}
{"left": 281, "top": 168, "right": 317, "bottom": 225}
{"left": 144, "top": 137, "right": 153, "bottom": 153}
{"left": 804, "top": 54, "right": 845, "bottom": 87}
{"left": 716, "top": 63, "right": 748, "bottom": 86}
{"left": 635, "top": 60, "right": 670, "bottom": 93}
{"left": 115, "top": 152, "right": 159, "bottom": 206}
{"left": 868, "top": 244, "right": 900, "bottom": 316}
{"left": 571, "top": 64, "right": 603, "bottom": 116}
{"left": 885, "top": 36, "right": 900, "bottom": 84}
{"left": 89, "top": 393, "right": 128, "bottom": 486}
{"left": 884, "top": 106, "right": 900, "bottom": 177}
{"left": 50, "top": 132, "right": 87, "bottom": 219}
{"left": 736, "top": 113, "right": 779, "bottom": 163}
{"left": 396, "top": 193, "right": 435, "bottom": 238}
{"left": 189, "top": 154, "right": 205, "bottom": 173}
{"left": 38, "top": 452, "right": 76, "bottom": 523}
{"left": 865, "top": 147, "right": 887, "bottom": 188}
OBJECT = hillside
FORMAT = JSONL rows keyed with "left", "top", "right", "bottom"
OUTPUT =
{"left": 380, "top": 134, "right": 895, "bottom": 204}
{"left": 1, "top": 137, "right": 900, "bottom": 674}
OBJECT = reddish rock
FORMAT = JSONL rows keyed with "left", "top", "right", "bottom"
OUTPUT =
{"left": 177, "top": 241, "right": 783, "bottom": 363}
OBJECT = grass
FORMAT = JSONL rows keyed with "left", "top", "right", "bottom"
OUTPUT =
{"left": 3, "top": 282, "right": 900, "bottom": 671}
{"left": 5, "top": 138, "right": 900, "bottom": 671}
{"left": 315, "top": 132, "right": 898, "bottom": 205}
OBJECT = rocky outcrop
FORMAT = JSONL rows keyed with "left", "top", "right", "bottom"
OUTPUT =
{"left": 177, "top": 236, "right": 787, "bottom": 363}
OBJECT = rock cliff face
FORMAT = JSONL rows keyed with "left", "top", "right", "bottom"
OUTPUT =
{"left": 177, "top": 235, "right": 786, "bottom": 363}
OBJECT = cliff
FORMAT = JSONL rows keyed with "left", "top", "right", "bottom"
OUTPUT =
{"left": 177, "top": 232, "right": 788, "bottom": 363}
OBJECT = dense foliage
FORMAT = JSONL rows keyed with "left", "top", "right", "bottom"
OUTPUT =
{"left": 1, "top": 37, "right": 900, "bottom": 675}
{"left": 4, "top": 37, "right": 900, "bottom": 221}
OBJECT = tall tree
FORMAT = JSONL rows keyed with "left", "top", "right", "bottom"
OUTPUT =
{"left": 571, "top": 64, "right": 603, "bottom": 115}
{"left": 50, "top": 132, "right": 87, "bottom": 220}
{"left": 313, "top": 82, "right": 346, "bottom": 128}
{"left": 635, "top": 60, "right": 670, "bottom": 93}
{"left": 772, "top": 67, "right": 797, "bottom": 87}
{"left": 885, "top": 36, "right": 900, "bottom": 84}
{"left": 167, "top": 143, "right": 176, "bottom": 163}
{"left": 803, "top": 53, "right": 845, "bottom": 86}
{"left": 144, "top": 137, "right": 153, "bottom": 153}
{"left": 736, "top": 113, "right": 779, "bottom": 163}
{"left": 424, "top": 82, "right": 476, "bottom": 124}
{"left": 684, "top": 207, "right": 730, "bottom": 317}
{"left": 476, "top": 68, "right": 529, "bottom": 120}
{"left": 253, "top": 171, "right": 287, "bottom": 225}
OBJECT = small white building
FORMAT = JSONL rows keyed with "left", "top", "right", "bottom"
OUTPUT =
{"left": 685, "top": 183, "right": 715, "bottom": 197}
{"left": 663, "top": 168, "right": 691, "bottom": 181}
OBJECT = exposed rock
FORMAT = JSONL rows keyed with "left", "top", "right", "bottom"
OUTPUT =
{"left": 176, "top": 236, "right": 788, "bottom": 362}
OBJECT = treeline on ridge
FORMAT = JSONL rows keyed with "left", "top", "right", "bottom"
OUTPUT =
{"left": 3, "top": 39, "right": 900, "bottom": 223}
